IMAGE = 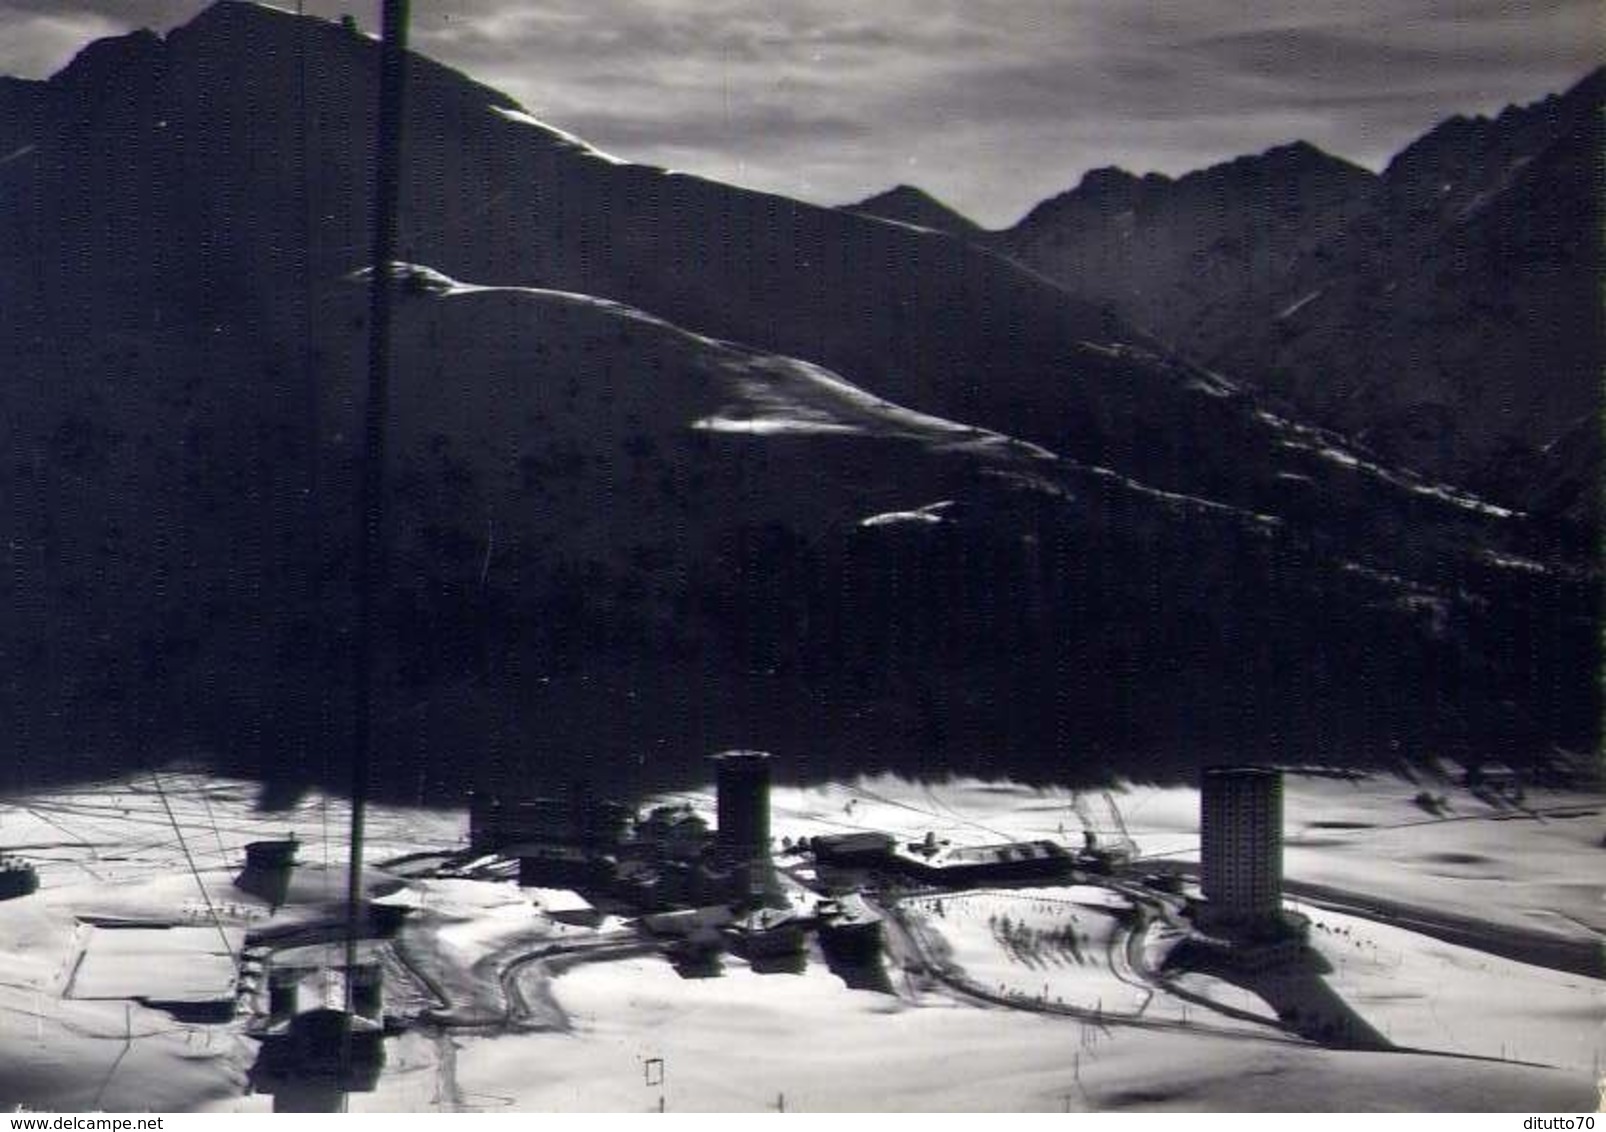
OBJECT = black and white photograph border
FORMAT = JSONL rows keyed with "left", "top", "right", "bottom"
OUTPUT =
{"left": 0, "top": 0, "right": 1599, "bottom": 1114}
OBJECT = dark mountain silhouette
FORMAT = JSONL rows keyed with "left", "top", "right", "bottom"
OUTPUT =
{"left": 0, "top": 3, "right": 1594, "bottom": 799}
{"left": 842, "top": 184, "right": 983, "bottom": 237}
{"left": 998, "top": 70, "right": 1604, "bottom": 533}
{"left": 999, "top": 143, "right": 1377, "bottom": 351}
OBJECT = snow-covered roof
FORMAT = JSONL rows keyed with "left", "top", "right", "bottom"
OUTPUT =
{"left": 68, "top": 924, "right": 243, "bottom": 1003}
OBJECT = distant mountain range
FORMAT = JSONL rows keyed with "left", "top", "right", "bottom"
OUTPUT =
{"left": 0, "top": 3, "right": 1595, "bottom": 795}
{"left": 851, "top": 71, "right": 1602, "bottom": 531}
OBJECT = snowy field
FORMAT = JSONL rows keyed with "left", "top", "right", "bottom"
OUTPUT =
{"left": 0, "top": 766, "right": 1598, "bottom": 1111}
{"left": 751, "top": 772, "right": 1602, "bottom": 949}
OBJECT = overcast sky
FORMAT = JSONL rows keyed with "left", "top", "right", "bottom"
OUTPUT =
{"left": 2, "top": 0, "right": 1598, "bottom": 226}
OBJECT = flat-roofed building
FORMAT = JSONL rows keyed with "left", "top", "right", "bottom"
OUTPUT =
{"left": 523, "top": 886, "right": 603, "bottom": 929}
{"left": 810, "top": 831, "right": 896, "bottom": 866}
{"left": 469, "top": 793, "right": 630, "bottom": 853}
{"left": 512, "top": 843, "right": 615, "bottom": 890}
{"left": 889, "top": 838, "right": 1073, "bottom": 883}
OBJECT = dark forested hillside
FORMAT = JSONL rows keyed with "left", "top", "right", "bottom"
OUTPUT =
{"left": 0, "top": 3, "right": 1594, "bottom": 798}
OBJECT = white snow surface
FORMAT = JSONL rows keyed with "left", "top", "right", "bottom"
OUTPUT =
{"left": 68, "top": 924, "right": 244, "bottom": 1001}
{"left": 859, "top": 500, "right": 955, "bottom": 528}
{"left": 0, "top": 768, "right": 1597, "bottom": 1111}
{"left": 1482, "top": 550, "right": 1552, "bottom": 575}
{"left": 1276, "top": 289, "right": 1324, "bottom": 321}
{"left": 489, "top": 104, "right": 630, "bottom": 166}
{"left": 1258, "top": 409, "right": 1518, "bottom": 519}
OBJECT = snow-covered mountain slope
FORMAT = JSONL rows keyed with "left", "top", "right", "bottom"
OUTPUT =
{"left": 0, "top": 3, "right": 1594, "bottom": 794}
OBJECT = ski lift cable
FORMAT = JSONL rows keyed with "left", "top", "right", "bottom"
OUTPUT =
{"left": 286, "top": 0, "right": 334, "bottom": 907}
{"left": 150, "top": 770, "right": 238, "bottom": 964}
{"left": 196, "top": 779, "right": 232, "bottom": 868}
{"left": 919, "top": 781, "right": 1013, "bottom": 842}
{"left": 339, "top": 1, "right": 411, "bottom": 1105}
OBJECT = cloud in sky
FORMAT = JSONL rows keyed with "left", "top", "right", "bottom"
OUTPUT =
{"left": 0, "top": 9, "right": 125, "bottom": 78}
{"left": 1, "top": 0, "right": 1596, "bottom": 226}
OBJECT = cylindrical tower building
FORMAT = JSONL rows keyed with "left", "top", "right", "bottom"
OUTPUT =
{"left": 1200, "top": 766, "right": 1283, "bottom": 928}
{"left": 713, "top": 749, "right": 771, "bottom": 866}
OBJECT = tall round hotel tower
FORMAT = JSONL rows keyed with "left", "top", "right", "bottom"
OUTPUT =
{"left": 713, "top": 749, "right": 772, "bottom": 866}
{"left": 1200, "top": 766, "right": 1283, "bottom": 928}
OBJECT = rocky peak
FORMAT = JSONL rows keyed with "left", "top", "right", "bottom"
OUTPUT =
{"left": 50, "top": 27, "right": 166, "bottom": 91}
{"left": 844, "top": 183, "right": 982, "bottom": 236}
{"left": 1170, "top": 140, "right": 1375, "bottom": 211}
{"left": 1010, "top": 166, "right": 1165, "bottom": 232}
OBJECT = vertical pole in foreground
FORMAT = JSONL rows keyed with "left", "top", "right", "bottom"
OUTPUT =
{"left": 345, "top": 0, "right": 409, "bottom": 1098}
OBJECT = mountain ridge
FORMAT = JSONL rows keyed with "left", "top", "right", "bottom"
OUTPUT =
{"left": 988, "top": 68, "right": 1602, "bottom": 530}
{"left": 1014, "top": 140, "right": 1377, "bottom": 231}
{"left": 0, "top": 2, "right": 1594, "bottom": 795}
